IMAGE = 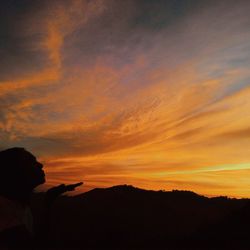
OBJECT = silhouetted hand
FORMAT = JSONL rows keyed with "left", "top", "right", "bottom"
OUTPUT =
{"left": 45, "top": 182, "right": 83, "bottom": 206}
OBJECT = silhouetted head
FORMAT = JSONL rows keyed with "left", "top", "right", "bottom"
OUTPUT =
{"left": 0, "top": 148, "right": 45, "bottom": 203}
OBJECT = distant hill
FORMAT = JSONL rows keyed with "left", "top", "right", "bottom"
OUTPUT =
{"left": 31, "top": 185, "right": 250, "bottom": 249}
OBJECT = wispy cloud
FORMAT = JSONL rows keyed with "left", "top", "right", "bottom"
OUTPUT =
{"left": 1, "top": 0, "right": 250, "bottom": 197}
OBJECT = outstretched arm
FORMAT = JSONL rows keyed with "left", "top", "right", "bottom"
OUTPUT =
{"left": 45, "top": 182, "right": 83, "bottom": 207}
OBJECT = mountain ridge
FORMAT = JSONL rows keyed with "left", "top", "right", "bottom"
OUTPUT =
{"left": 31, "top": 185, "right": 250, "bottom": 248}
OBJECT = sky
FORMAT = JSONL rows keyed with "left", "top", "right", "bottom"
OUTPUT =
{"left": 1, "top": 0, "right": 250, "bottom": 198}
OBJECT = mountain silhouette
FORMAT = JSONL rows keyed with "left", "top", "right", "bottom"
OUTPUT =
{"left": 30, "top": 185, "right": 250, "bottom": 249}
{"left": 5, "top": 148, "right": 249, "bottom": 249}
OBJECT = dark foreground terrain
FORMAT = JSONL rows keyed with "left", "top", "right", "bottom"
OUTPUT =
{"left": 31, "top": 185, "right": 250, "bottom": 249}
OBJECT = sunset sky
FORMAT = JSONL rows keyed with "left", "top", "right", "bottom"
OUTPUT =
{"left": 1, "top": 0, "right": 250, "bottom": 197}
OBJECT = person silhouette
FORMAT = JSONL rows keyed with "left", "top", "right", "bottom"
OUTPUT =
{"left": 0, "top": 147, "right": 83, "bottom": 248}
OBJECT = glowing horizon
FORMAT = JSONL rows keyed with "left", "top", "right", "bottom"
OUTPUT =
{"left": 1, "top": 0, "right": 250, "bottom": 198}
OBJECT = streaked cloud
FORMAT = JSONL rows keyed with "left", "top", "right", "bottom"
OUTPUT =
{"left": 1, "top": 0, "right": 250, "bottom": 197}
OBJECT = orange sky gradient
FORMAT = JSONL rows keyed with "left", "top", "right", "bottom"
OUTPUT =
{"left": 1, "top": 0, "right": 250, "bottom": 197}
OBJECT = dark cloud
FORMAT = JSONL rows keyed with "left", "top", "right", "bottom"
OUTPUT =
{"left": 14, "top": 122, "right": 158, "bottom": 157}
{"left": 219, "top": 128, "right": 250, "bottom": 139}
{"left": 63, "top": 0, "right": 210, "bottom": 69}
{"left": 169, "top": 127, "right": 204, "bottom": 141}
{"left": 0, "top": 0, "right": 49, "bottom": 80}
{"left": 1, "top": 0, "right": 250, "bottom": 197}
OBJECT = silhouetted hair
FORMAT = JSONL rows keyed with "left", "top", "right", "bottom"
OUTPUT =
{"left": 0, "top": 147, "right": 44, "bottom": 202}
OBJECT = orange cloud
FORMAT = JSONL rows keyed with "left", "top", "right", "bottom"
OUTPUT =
{"left": 2, "top": 0, "right": 250, "bottom": 198}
